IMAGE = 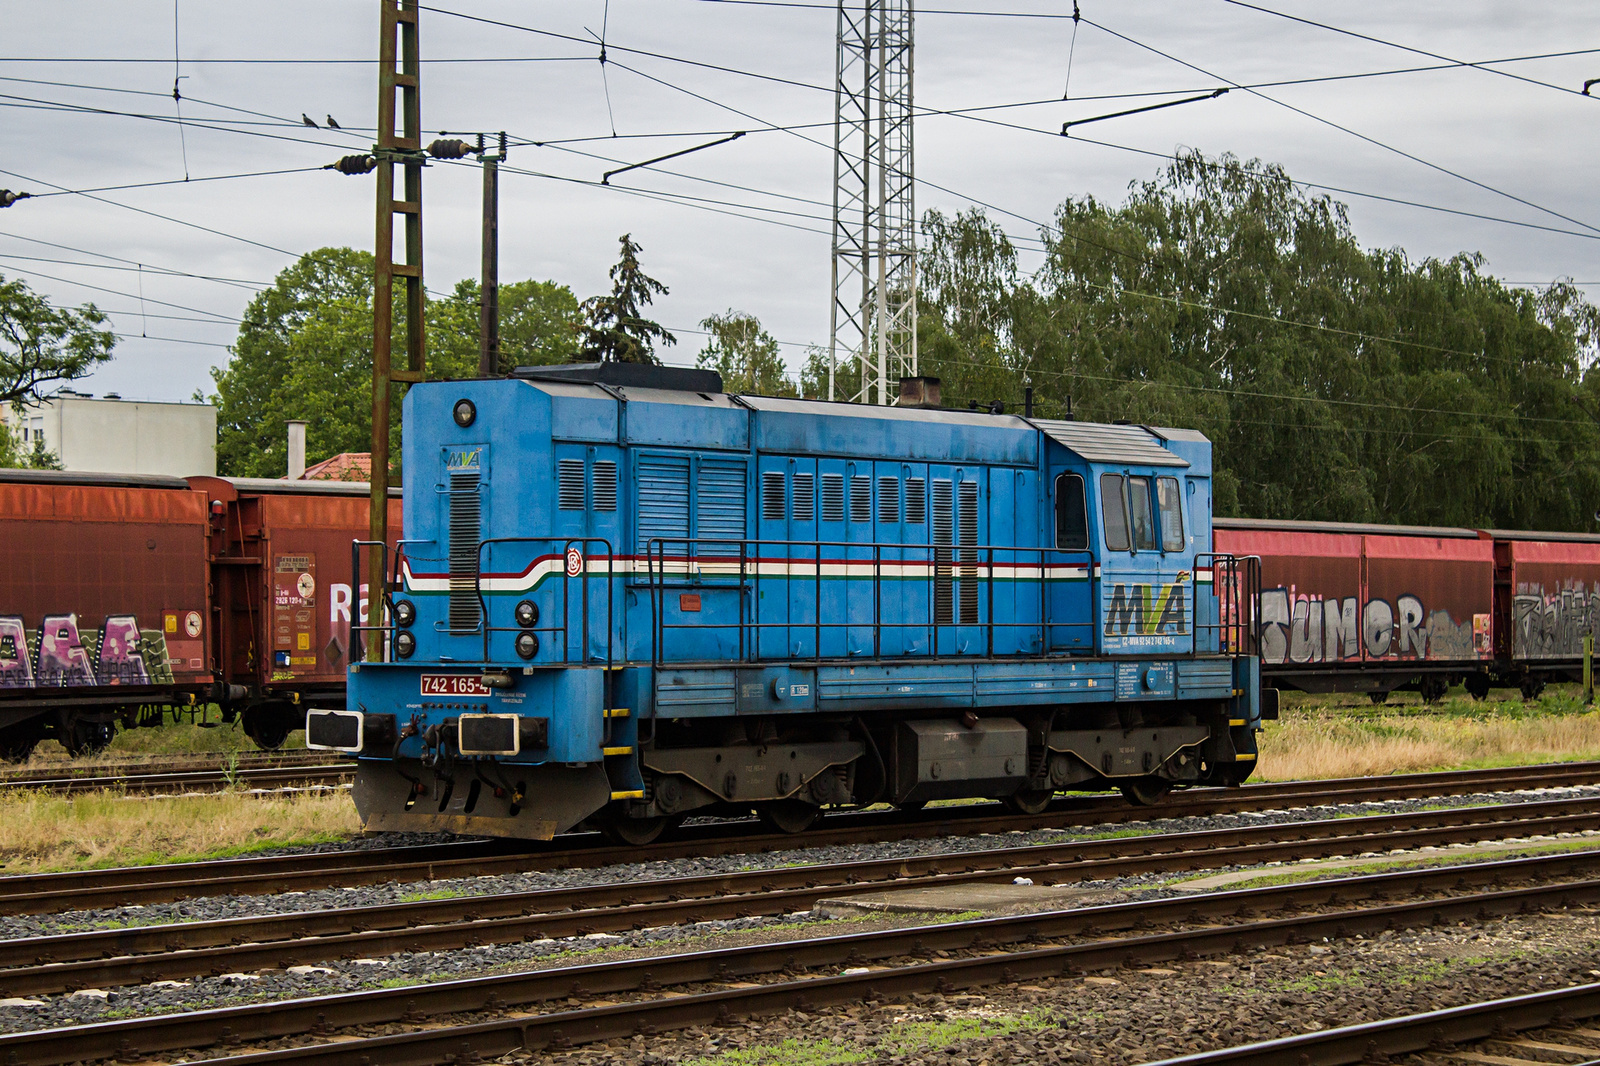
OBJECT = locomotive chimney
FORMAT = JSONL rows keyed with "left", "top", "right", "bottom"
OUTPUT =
{"left": 287, "top": 420, "right": 307, "bottom": 480}
{"left": 896, "top": 376, "right": 941, "bottom": 409}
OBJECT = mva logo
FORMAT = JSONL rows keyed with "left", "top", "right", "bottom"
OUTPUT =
{"left": 1104, "top": 583, "right": 1188, "bottom": 637}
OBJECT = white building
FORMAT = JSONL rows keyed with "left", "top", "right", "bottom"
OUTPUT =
{"left": 4, "top": 391, "right": 217, "bottom": 477}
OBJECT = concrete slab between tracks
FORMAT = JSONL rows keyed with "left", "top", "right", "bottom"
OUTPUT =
{"left": 1169, "top": 831, "right": 1600, "bottom": 892}
{"left": 813, "top": 882, "right": 1127, "bottom": 918}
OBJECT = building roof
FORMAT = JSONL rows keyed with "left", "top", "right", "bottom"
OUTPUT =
{"left": 299, "top": 453, "right": 371, "bottom": 481}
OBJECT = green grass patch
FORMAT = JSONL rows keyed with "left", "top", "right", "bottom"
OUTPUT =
{"left": 399, "top": 887, "right": 469, "bottom": 903}
{"left": 682, "top": 1009, "right": 1057, "bottom": 1066}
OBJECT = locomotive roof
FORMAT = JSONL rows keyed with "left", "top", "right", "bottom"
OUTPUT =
{"left": 513, "top": 375, "right": 1196, "bottom": 468}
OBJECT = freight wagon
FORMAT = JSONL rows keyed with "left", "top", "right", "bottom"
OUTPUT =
{"left": 1213, "top": 518, "right": 1600, "bottom": 701}
{"left": 0, "top": 470, "right": 400, "bottom": 758}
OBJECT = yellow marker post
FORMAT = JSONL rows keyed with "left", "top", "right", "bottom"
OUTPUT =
{"left": 1586, "top": 632, "right": 1594, "bottom": 706}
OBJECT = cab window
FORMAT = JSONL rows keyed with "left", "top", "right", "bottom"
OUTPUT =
{"left": 1100, "top": 473, "right": 1129, "bottom": 551}
{"left": 1127, "top": 476, "right": 1157, "bottom": 551}
{"left": 1055, "top": 473, "right": 1087, "bottom": 550}
{"left": 1157, "top": 476, "right": 1184, "bottom": 551}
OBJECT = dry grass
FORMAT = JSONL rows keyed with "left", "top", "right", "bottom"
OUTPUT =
{"left": 0, "top": 789, "right": 359, "bottom": 873}
{"left": 1256, "top": 687, "right": 1600, "bottom": 781}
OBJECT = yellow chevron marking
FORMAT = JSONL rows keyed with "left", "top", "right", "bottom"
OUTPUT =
{"left": 603, "top": 745, "right": 635, "bottom": 757}
{"left": 610, "top": 790, "right": 645, "bottom": 801}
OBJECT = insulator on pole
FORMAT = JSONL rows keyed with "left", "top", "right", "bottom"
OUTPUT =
{"left": 427, "top": 138, "right": 472, "bottom": 160}
{"left": 0, "top": 190, "right": 32, "bottom": 208}
{"left": 331, "top": 154, "right": 378, "bottom": 176}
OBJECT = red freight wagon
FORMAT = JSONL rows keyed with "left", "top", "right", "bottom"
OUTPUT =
{"left": 0, "top": 471, "right": 400, "bottom": 759}
{"left": 189, "top": 477, "right": 403, "bottom": 749}
{"left": 1214, "top": 518, "right": 1495, "bottom": 700}
{"left": 1490, "top": 530, "right": 1600, "bottom": 695}
{"left": 0, "top": 471, "right": 213, "bottom": 756}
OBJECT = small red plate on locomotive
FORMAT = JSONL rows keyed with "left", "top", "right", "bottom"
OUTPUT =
{"left": 420, "top": 674, "right": 491, "bottom": 696}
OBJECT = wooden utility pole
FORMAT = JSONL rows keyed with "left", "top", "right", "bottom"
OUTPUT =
{"left": 370, "top": 0, "right": 427, "bottom": 654}
{"left": 478, "top": 132, "right": 507, "bottom": 378}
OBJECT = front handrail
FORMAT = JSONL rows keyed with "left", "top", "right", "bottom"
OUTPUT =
{"left": 473, "top": 537, "right": 615, "bottom": 667}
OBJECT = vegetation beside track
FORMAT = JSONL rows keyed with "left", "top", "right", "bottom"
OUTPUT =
{"left": 18, "top": 707, "right": 307, "bottom": 768}
{"left": 0, "top": 790, "right": 355, "bottom": 873}
{"left": 1258, "top": 685, "right": 1600, "bottom": 781}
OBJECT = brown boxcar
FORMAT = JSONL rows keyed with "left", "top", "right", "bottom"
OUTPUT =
{"left": 1214, "top": 518, "right": 1495, "bottom": 699}
{"left": 1490, "top": 530, "right": 1600, "bottom": 696}
{"left": 188, "top": 477, "right": 402, "bottom": 748}
{"left": 0, "top": 470, "right": 213, "bottom": 755}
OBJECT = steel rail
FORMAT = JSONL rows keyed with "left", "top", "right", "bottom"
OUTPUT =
{"left": 1138, "top": 983, "right": 1600, "bottom": 1065}
{"left": 1, "top": 760, "right": 1596, "bottom": 912}
{"left": 0, "top": 752, "right": 338, "bottom": 784}
{"left": 0, "top": 765, "right": 354, "bottom": 796}
{"left": 31, "top": 856, "right": 1600, "bottom": 1066}
{"left": 3, "top": 796, "right": 1598, "bottom": 994}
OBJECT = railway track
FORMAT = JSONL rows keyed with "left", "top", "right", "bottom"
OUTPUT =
{"left": 0, "top": 753, "right": 353, "bottom": 795}
{"left": 8, "top": 846, "right": 1599, "bottom": 1065}
{"left": 3, "top": 759, "right": 1596, "bottom": 913}
{"left": 1142, "top": 984, "right": 1600, "bottom": 1064}
{"left": 2, "top": 792, "right": 1597, "bottom": 994}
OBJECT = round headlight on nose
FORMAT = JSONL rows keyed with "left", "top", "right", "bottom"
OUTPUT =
{"left": 515, "top": 599, "right": 539, "bottom": 628}
{"left": 395, "top": 630, "right": 416, "bottom": 659}
{"left": 515, "top": 632, "right": 540, "bottom": 660}
{"left": 452, "top": 398, "right": 477, "bottom": 428}
{"left": 394, "top": 599, "right": 416, "bottom": 628}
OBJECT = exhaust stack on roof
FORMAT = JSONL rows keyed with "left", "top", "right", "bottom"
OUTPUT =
{"left": 287, "top": 420, "right": 307, "bottom": 480}
{"left": 896, "top": 377, "right": 941, "bottom": 409}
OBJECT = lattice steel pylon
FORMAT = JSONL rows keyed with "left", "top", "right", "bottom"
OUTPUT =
{"left": 828, "top": 1, "right": 916, "bottom": 405}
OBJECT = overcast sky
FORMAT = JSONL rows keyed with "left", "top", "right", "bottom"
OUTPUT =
{"left": 3, "top": 1, "right": 1599, "bottom": 404}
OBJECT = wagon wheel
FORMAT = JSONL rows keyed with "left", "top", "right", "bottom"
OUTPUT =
{"left": 1464, "top": 674, "right": 1492, "bottom": 701}
{"left": 757, "top": 799, "right": 822, "bottom": 834}
{"left": 1001, "top": 789, "right": 1054, "bottom": 816}
{"left": 598, "top": 814, "right": 681, "bottom": 847}
{"left": 1520, "top": 677, "right": 1546, "bottom": 701}
{"left": 63, "top": 719, "right": 115, "bottom": 758}
{"left": 1119, "top": 776, "right": 1173, "bottom": 807}
{"left": 1367, "top": 690, "right": 1390, "bottom": 705}
{"left": 0, "top": 721, "right": 43, "bottom": 763}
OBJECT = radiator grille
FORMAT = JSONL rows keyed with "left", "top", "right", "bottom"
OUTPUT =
{"left": 761, "top": 471, "right": 786, "bottom": 521}
{"left": 933, "top": 478, "right": 953, "bottom": 626}
{"left": 821, "top": 474, "right": 845, "bottom": 523}
{"left": 959, "top": 480, "right": 979, "bottom": 624}
{"left": 593, "top": 461, "right": 617, "bottom": 511}
{"left": 557, "top": 458, "right": 585, "bottom": 511}
{"left": 877, "top": 476, "right": 900, "bottom": 524}
{"left": 850, "top": 476, "right": 872, "bottom": 524}
{"left": 447, "top": 470, "right": 483, "bottom": 633}
{"left": 793, "top": 472, "right": 815, "bottom": 522}
{"left": 905, "top": 477, "right": 926, "bottom": 524}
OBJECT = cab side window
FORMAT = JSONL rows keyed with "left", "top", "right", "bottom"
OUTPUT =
{"left": 1157, "top": 476, "right": 1184, "bottom": 551}
{"left": 1100, "top": 473, "right": 1129, "bottom": 551}
{"left": 1055, "top": 473, "right": 1088, "bottom": 550}
{"left": 1127, "top": 476, "right": 1157, "bottom": 551}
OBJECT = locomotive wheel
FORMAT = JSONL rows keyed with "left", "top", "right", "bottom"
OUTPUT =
{"left": 757, "top": 799, "right": 822, "bottom": 834}
{"left": 243, "top": 705, "right": 295, "bottom": 751}
{"left": 63, "top": 719, "right": 115, "bottom": 758}
{"left": 1464, "top": 674, "right": 1492, "bottom": 701}
{"left": 1119, "top": 776, "right": 1173, "bottom": 806}
{"left": 598, "top": 814, "right": 680, "bottom": 847}
{"left": 0, "top": 722, "right": 42, "bottom": 763}
{"left": 1001, "top": 789, "right": 1053, "bottom": 815}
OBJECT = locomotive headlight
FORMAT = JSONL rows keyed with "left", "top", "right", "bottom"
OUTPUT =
{"left": 452, "top": 398, "right": 477, "bottom": 428}
{"left": 393, "top": 599, "right": 417, "bottom": 628}
{"left": 395, "top": 630, "right": 416, "bottom": 659}
{"left": 515, "top": 632, "right": 540, "bottom": 659}
{"left": 515, "top": 599, "right": 539, "bottom": 628}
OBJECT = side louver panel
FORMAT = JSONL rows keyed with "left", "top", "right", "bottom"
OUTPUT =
{"left": 447, "top": 470, "right": 483, "bottom": 633}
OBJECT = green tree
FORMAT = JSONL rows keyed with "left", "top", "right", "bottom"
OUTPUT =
{"left": 696, "top": 310, "right": 797, "bottom": 396}
{"left": 210, "top": 248, "right": 495, "bottom": 478}
{"left": 435, "top": 278, "right": 584, "bottom": 374}
{"left": 0, "top": 275, "right": 114, "bottom": 404}
{"left": 579, "top": 234, "right": 675, "bottom": 364}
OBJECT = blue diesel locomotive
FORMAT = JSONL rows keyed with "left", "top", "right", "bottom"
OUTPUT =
{"left": 312, "top": 364, "right": 1271, "bottom": 843}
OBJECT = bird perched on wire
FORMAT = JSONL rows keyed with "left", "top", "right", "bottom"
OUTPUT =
{"left": 301, "top": 113, "right": 317, "bottom": 128}
{"left": 326, "top": 115, "right": 342, "bottom": 130}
